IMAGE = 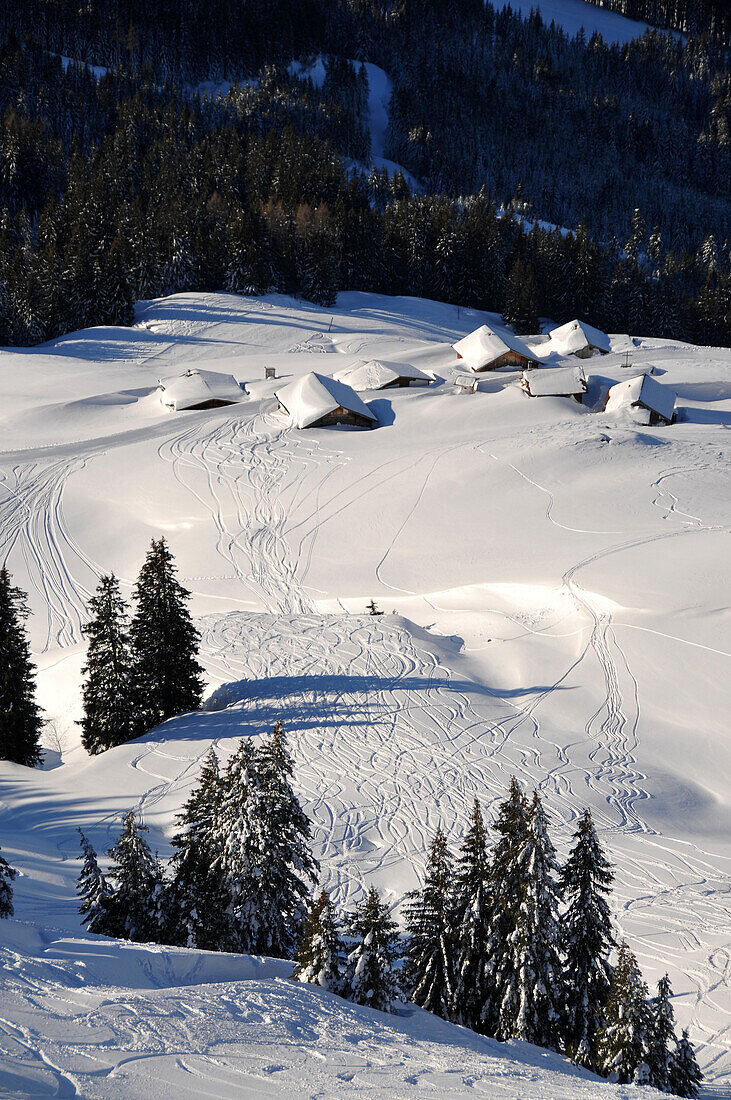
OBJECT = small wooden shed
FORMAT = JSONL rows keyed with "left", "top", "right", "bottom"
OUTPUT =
{"left": 521, "top": 365, "right": 587, "bottom": 401}
{"left": 157, "top": 369, "right": 243, "bottom": 411}
{"left": 275, "top": 372, "right": 377, "bottom": 429}
{"left": 548, "top": 319, "right": 611, "bottom": 359}
{"left": 452, "top": 325, "right": 539, "bottom": 372}
{"left": 334, "top": 360, "right": 433, "bottom": 391}
{"left": 604, "top": 374, "right": 675, "bottom": 425}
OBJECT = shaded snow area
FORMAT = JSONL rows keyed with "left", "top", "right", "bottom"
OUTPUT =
{"left": 0, "top": 291, "right": 730, "bottom": 1096}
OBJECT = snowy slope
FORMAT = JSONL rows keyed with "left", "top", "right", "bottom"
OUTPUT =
{"left": 501, "top": 0, "right": 679, "bottom": 44}
{"left": 0, "top": 291, "right": 729, "bottom": 1094}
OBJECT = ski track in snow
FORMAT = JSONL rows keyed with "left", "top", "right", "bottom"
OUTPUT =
{"left": 0, "top": 323, "right": 728, "bottom": 1083}
{"left": 0, "top": 459, "right": 99, "bottom": 651}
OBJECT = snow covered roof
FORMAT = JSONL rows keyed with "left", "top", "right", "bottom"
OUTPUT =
{"left": 157, "top": 369, "right": 243, "bottom": 411}
{"left": 333, "top": 359, "right": 431, "bottom": 391}
{"left": 605, "top": 373, "right": 675, "bottom": 422}
{"left": 452, "top": 325, "right": 536, "bottom": 370}
{"left": 548, "top": 319, "right": 611, "bottom": 356}
{"left": 275, "top": 372, "right": 377, "bottom": 429}
{"left": 521, "top": 365, "right": 587, "bottom": 397}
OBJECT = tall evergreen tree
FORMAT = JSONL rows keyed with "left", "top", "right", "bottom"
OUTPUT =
{"left": 452, "top": 799, "right": 492, "bottom": 1031}
{"left": 345, "top": 887, "right": 401, "bottom": 1013}
{"left": 646, "top": 973, "right": 677, "bottom": 1092}
{"left": 0, "top": 568, "right": 43, "bottom": 767}
{"left": 596, "top": 941, "right": 653, "bottom": 1083}
{"left": 667, "top": 1029, "right": 703, "bottom": 1098}
{"left": 80, "top": 574, "right": 140, "bottom": 755}
{"left": 292, "top": 889, "right": 346, "bottom": 993}
{"left": 213, "top": 726, "right": 318, "bottom": 957}
{"left": 485, "top": 776, "right": 530, "bottom": 1037}
{"left": 163, "top": 748, "right": 229, "bottom": 950}
{"left": 130, "top": 538, "right": 204, "bottom": 729}
{"left": 497, "top": 791, "right": 564, "bottom": 1048}
{"left": 404, "top": 827, "right": 455, "bottom": 1020}
{"left": 104, "top": 811, "right": 163, "bottom": 943}
{"left": 76, "top": 829, "right": 113, "bottom": 934}
{"left": 559, "top": 808, "right": 616, "bottom": 1068}
{"left": 0, "top": 843, "right": 17, "bottom": 918}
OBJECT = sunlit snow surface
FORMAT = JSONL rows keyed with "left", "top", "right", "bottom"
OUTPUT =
{"left": 0, "top": 291, "right": 729, "bottom": 1096}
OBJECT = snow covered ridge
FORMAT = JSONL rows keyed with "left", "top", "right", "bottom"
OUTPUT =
{"left": 0, "top": 292, "right": 729, "bottom": 1094}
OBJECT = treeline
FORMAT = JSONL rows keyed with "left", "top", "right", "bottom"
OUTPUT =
{"left": 74, "top": 769, "right": 703, "bottom": 1096}
{"left": 585, "top": 0, "right": 729, "bottom": 43}
{"left": 0, "top": 16, "right": 728, "bottom": 348}
{"left": 338, "top": 0, "right": 730, "bottom": 249}
{"left": 0, "top": 538, "right": 204, "bottom": 767}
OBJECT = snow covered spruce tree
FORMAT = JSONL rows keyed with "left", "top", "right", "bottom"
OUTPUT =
{"left": 104, "top": 812, "right": 163, "bottom": 942}
{"left": 0, "top": 843, "right": 17, "bottom": 918}
{"left": 484, "top": 776, "right": 530, "bottom": 1037}
{"left": 163, "top": 747, "right": 230, "bottom": 950}
{"left": 292, "top": 889, "right": 346, "bottom": 993}
{"left": 76, "top": 829, "right": 113, "bottom": 934}
{"left": 0, "top": 567, "right": 43, "bottom": 766}
{"left": 404, "top": 827, "right": 455, "bottom": 1020}
{"left": 646, "top": 973, "right": 677, "bottom": 1091}
{"left": 496, "top": 790, "right": 564, "bottom": 1048}
{"left": 559, "top": 807, "right": 616, "bottom": 1068}
{"left": 80, "top": 574, "right": 140, "bottom": 755}
{"left": 213, "top": 725, "right": 318, "bottom": 957}
{"left": 345, "top": 887, "right": 402, "bottom": 1013}
{"left": 130, "top": 538, "right": 204, "bottom": 730}
{"left": 595, "top": 941, "right": 653, "bottom": 1083}
{"left": 668, "top": 1028, "right": 704, "bottom": 1098}
{"left": 452, "top": 799, "right": 493, "bottom": 1031}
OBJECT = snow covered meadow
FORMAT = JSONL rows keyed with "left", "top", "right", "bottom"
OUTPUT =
{"left": 0, "top": 291, "right": 729, "bottom": 1096}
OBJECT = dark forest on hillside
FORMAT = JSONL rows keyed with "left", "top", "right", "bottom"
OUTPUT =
{"left": 0, "top": 0, "right": 727, "bottom": 347}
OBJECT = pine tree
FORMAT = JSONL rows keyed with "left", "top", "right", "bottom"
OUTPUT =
{"left": 667, "top": 1029, "right": 703, "bottom": 1098}
{"left": 497, "top": 791, "right": 564, "bottom": 1048}
{"left": 647, "top": 973, "right": 677, "bottom": 1091}
{"left": 162, "top": 748, "right": 229, "bottom": 949}
{"left": 345, "top": 887, "right": 401, "bottom": 1013}
{"left": 404, "top": 827, "right": 455, "bottom": 1020}
{"left": 247, "top": 724, "right": 319, "bottom": 956}
{"left": 559, "top": 808, "right": 616, "bottom": 1068}
{"left": 485, "top": 776, "right": 530, "bottom": 1037}
{"left": 452, "top": 799, "right": 492, "bottom": 1031}
{"left": 292, "top": 889, "right": 346, "bottom": 993}
{"left": 76, "top": 829, "right": 113, "bottom": 934}
{"left": 0, "top": 843, "right": 17, "bottom": 918}
{"left": 80, "top": 574, "right": 140, "bottom": 755}
{"left": 596, "top": 941, "right": 653, "bottom": 1083}
{"left": 213, "top": 727, "right": 318, "bottom": 957}
{"left": 104, "top": 811, "right": 163, "bottom": 943}
{"left": 0, "top": 568, "right": 43, "bottom": 767}
{"left": 130, "top": 538, "right": 204, "bottom": 730}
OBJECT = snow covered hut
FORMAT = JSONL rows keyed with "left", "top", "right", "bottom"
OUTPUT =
{"left": 521, "top": 365, "right": 587, "bottom": 401}
{"left": 334, "top": 359, "right": 432, "bottom": 391}
{"left": 604, "top": 373, "right": 675, "bottom": 425}
{"left": 275, "top": 372, "right": 377, "bottom": 429}
{"left": 452, "top": 325, "right": 539, "bottom": 372}
{"left": 548, "top": 319, "right": 611, "bottom": 358}
{"left": 157, "top": 369, "right": 243, "bottom": 412}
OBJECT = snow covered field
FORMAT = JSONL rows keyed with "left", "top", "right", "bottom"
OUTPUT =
{"left": 0, "top": 291, "right": 729, "bottom": 1096}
